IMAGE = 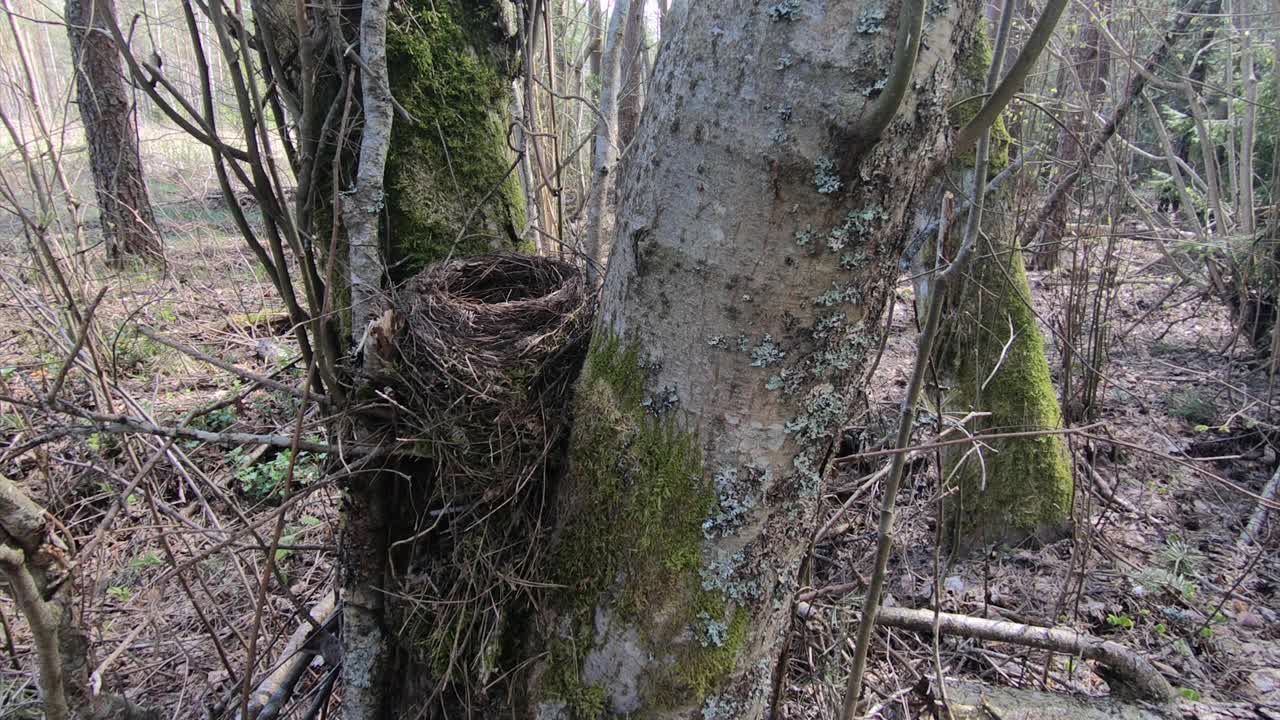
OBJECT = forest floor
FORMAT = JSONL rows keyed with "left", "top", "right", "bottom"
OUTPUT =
{"left": 2, "top": 185, "right": 1278, "bottom": 717}
{"left": 0, "top": 195, "right": 340, "bottom": 715}
{"left": 789, "top": 232, "right": 1280, "bottom": 718}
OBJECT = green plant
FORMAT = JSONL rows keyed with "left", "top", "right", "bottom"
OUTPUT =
{"left": 128, "top": 551, "right": 164, "bottom": 571}
{"left": 235, "top": 449, "right": 324, "bottom": 502}
{"left": 87, "top": 432, "right": 122, "bottom": 456}
{"left": 1131, "top": 536, "right": 1203, "bottom": 601}
{"left": 1156, "top": 536, "right": 1203, "bottom": 577}
{"left": 1179, "top": 687, "right": 1201, "bottom": 702}
{"left": 1106, "top": 613, "right": 1135, "bottom": 630}
{"left": 106, "top": 586, "right": 132, "bottom": 603}
{"left": 275, "top": 516, "right": 323, "bottom": 562}
{"left": 1166, "top": 390, "right": 1217, "bottom": 426}
{"left": 111, "top": 325, "right": 165, "bottom": 373}
{"left": 191, "top": 406, "right": 237, "bottom": 434}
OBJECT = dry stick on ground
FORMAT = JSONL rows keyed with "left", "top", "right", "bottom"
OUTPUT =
{"left": 1238, "top": 463, "right": 1280, "bottom": 546}
{"left": 236, "top": 591, "right": 337, "bottom": 720}
{"left": 7, "top": 402, "right": 346, "bottom": 456}
{"left": 872, "top": 607, "right": 1176, "bottom": 704}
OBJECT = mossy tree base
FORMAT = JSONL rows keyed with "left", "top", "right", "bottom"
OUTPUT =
{"left": 938, "top": 185, "right": 1074, "bottom": 550}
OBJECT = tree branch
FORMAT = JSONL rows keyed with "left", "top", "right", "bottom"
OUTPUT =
{"left": 846, "top": 0, "right": 925, "bottom": 148}
{"left": 953, "top": 0, "right": 1070, "bottom": 151}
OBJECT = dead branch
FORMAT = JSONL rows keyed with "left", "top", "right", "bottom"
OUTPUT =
{"left": 236, "top": 591, "right": 337, "bottom": 720}
{"left": 0, "top": 545, "right": 68, "bottom": 720}
{"left": 135, "top": 327, "right": 326, "bottom": 405}
{"left": 873, "top": 606, "right": 1176, "bottom": 704}
{"left": 1238, "top": 463, "right": 1279, "bottom": 547}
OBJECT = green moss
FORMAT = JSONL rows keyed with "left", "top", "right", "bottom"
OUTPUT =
{"left": 949, "top": 24, "right": 1011, "bottom": 171}
{"left": 543, "top": 333, "right": 745, "bottom": 710}
{"left": 945, "top": 231, "right": 1073, "bottom": 545}
{"left": 385, "top": 0, "right": 525, "bottom": 276}
{"left": 552, "top": 334, "right": 711, "bottom": 608}
{"left": 671, "top": 601, "right": 749, "bottom": 700}
{"left": 546, "top": 642, "right": 609, "bottom": 718}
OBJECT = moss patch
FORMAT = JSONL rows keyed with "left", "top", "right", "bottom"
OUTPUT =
{"left": 670, "top": 601, "right": 750, "bottom": 700}
{"left": 948, "top": 23, "right": 1011, "bottom": 171}
{"left": 946, "top": 231, "right": 1073, "bottom": 545}
{"left": 544, "top": 333, "right": 745, "bottom": 710}
{"left": 385, "top": 0, "right": 525, "bottom": 276}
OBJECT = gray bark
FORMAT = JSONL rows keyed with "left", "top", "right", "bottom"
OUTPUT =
{"left": 616, "top": 0, "right": 648, "bottom": 148}
{"left": 582, "top": 0, "right": 629, "bottom": 284}
{"left": 340, "top": 0, "right": 393, "bottom": 718}
{"left": 345, "top": 0, "right": 393, "bottom": 337}
{"left": 534, "top": 0, "right": 982, "bottom": 716}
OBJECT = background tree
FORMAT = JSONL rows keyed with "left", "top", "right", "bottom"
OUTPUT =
{"left": 64, "top": 0, "right": 162, "bottom": 264}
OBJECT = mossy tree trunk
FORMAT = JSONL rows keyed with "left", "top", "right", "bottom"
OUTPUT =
{"left": 934, "top": 185, "right": 1074, "bottom": 549}
{"left": 381, "top": 0, "right": 528, "bottom": 278}
{"left": 911, "top": 28, "right": 1073, "bottom": 550}
{"left": 526, "top": 1, "right": 984, "bottom": 717}
{"left": 334, "top": 2, "right": 529, "bottom": 718}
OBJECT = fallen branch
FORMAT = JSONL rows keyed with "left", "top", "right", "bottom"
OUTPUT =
{"left": 1238, "top": 464, "right": 1279, "bottom": 547}
{"left": 236, "top": 591, "right": 338, "bottom": 720}
{"left": 873, "top": 606, "right": 1176, "bottom": 704}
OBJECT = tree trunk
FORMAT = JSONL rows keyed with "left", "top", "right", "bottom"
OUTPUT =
{"left": 335, "top": 3, "right": 527, "bottom": 718}
{"left": 938, "top": 185, "right": 1073, "bottom": 548}
{"left": 527, "top": 0, "right": 982, "bottom": 716}
{"left": 64, "top": 0, "right": 162, "bottom": 264}
{"left": 1030, "top": 0, "right": 1111, "bottom": 270}
{"left": 913, "top": 26, "right": 1072, "bottom": 550}
{"left": 582, "top": 0, "right": 629, "bottom": 284}
{"left": 380, "top": 0, "right": 527, "bottom": 279}
{"left": 615, "top": 0, "right": 648, "bottom": 149}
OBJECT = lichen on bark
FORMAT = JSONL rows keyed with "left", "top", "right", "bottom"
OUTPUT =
{"left": 384, "top": 0, "right": 527, "bottom": 275}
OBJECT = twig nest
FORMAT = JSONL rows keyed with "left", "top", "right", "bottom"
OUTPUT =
{"left": 394, "top": 253, "right": 594, "bottom": 495}
{"left": 389, "top": 254, "right": 593, "bottom": 699}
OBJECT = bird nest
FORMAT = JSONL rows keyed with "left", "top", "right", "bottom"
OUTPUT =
{"left": 388, "top": 253, "right": 594, "bottom": 704}
{"left": 395, "top": 253, "right": 592, "bottom": 490}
